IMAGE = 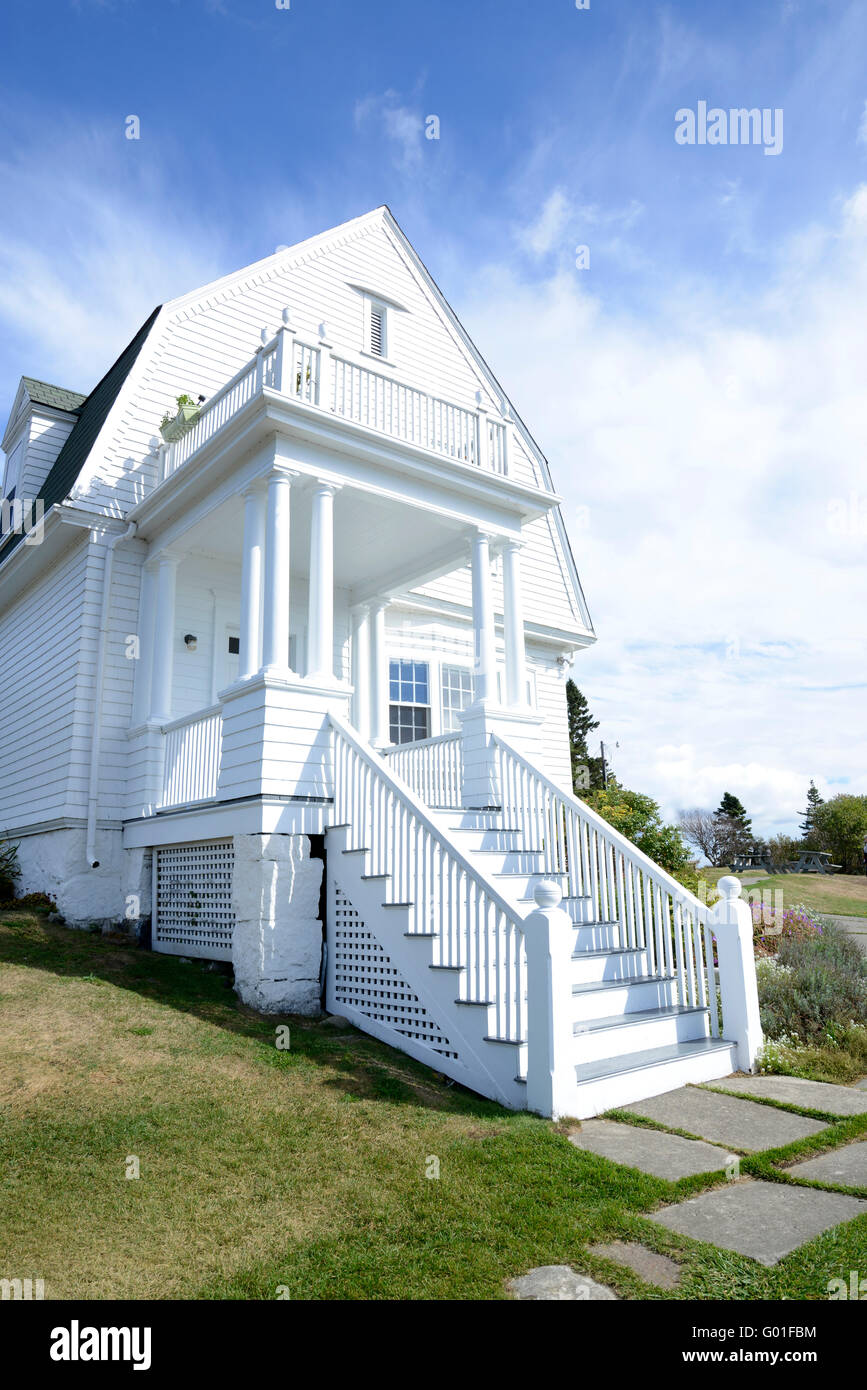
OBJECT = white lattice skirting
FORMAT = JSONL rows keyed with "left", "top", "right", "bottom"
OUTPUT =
{"left": 153, "top": 840, "right": 235, "bottom": 960}
{"left": 330, "top": 886, "right": 457, "bottom": 1059}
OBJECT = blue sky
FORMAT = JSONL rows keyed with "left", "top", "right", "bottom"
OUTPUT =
{"left": 1, "top": 0, "right": 865, "bottom": 837}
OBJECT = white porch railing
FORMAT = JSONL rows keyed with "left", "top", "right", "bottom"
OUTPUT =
{"left": 330, "top": 713, "right": 527, "bottom": 1044}
{"left": 382, "top": 732, "right": 463, "bottom": 809}
{"left": 160, "top": 706, "right": 223, "bottom": 808}
{"left": 160, "top": 325, "right": 511, "bottom": 481}
{"left": 492, "top": 735, "right": 720, "bottom": 1028}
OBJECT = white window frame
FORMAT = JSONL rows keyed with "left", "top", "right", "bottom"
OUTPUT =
{"left": 388, "top": 657, "right": 431, "bottom": 744}
{"left": 440, "top": 663, "right": 474, "bottom": 733}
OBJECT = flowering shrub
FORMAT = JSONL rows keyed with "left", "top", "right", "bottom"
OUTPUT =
{"left": 751, "top": 899, "right": 823, "bottom": 957}
{"left": 756, "top": 920, "right": 867, "bottom": 1042}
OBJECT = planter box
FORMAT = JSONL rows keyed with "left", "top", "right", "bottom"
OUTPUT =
{"left": 160, "top": 404, "right": 201, "bottom": 443}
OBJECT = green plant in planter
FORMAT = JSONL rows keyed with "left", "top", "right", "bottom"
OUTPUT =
{"left": 160, "top": 394, "right": 202, "bottom": 440}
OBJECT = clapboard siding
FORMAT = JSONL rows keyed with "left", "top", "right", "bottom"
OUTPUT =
{"left": 0, "top": 541, "right": 89, "bottom": 827}
{"left": 19, "top": 411, "right": 78, "bottom": 502}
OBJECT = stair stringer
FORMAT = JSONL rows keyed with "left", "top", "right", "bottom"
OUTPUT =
{"left": 325, "top": 828, "right": 527, "bottom": 1110}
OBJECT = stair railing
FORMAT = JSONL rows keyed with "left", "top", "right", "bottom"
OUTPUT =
{"left": 328, "top": 712, "right": 527, "bottom": 1045}
{"left": 492, "top": 734, "right": 720, "bottom": 1030}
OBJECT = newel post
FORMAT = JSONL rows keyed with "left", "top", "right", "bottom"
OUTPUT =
{"left": 524, "top": 881, "right": 576, "bottom": 1119}
{"left": 710, "top": 875, "right": 763, "bottom": 1072}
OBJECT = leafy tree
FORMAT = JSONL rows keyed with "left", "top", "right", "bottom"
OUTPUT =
{"left": 587, "top": 783, "right": 694, "bottom": 885}
{"left": 799, "top": 779, "right": 825, "bottom": 843}
{"left": 811, "top": 794, "right": 867, "bottom": 874}
{"left": 565, "top": 680, "right": 604, "bottom": 793}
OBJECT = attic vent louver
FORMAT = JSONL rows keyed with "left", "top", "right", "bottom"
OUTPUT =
{"left": 369, "top": 305, "right": 385, "bottom": 356}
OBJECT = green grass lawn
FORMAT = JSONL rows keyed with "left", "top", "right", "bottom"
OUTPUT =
{"left": 2, "top": 907, "right": 867, "bottom": 1301}
{"left": 736, "top": 872, "right": 867, "bottom": 919}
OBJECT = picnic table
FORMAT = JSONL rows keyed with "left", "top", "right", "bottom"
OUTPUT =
{"left": 731, "top": 850, "right": 775, "bottom": 874}
{"left": 730, "top": 849, "right": 842, "bottom": 875}
{"left": 782, "top": 850, "right": 841, "bottom": 875}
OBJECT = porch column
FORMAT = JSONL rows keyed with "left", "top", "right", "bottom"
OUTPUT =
{"left": 470, "top": 529, "right": 497, "bottom": 704}
{"left": 239, "top": 483, "right": 266, "bottom": 680}
{"left": 306, "top": 482, "right": 339, "bottom": 681}
{"left": 132, "top": 561, "right": 157, "bottom": 725}
{"left": 502, "top": 538, "right": 528, "bottom": 708}
{"left": 369, "top": 600, "right": 390, "bottom": 747}
{"left": 150, "top": 552, "right": 179, "bottom": 723}
{"left": 351, "top": 604, "right": 371, "bottom": 740}
{"left": 262, "top": 466, "right": 296, "bottom": 675}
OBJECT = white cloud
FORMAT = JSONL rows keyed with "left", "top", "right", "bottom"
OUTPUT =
{"left": 0, "top": 120, "right": 230, "bottom": 398}
{"left": 517, "top": 188, "right": 572, "bottom": 257}
{"left": 354, "top": 92, "right": 424, "bottom": 174}
{"left": 460, "top": 185, "right": 867, "bottom": 836}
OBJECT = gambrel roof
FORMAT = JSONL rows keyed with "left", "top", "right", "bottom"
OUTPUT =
{"left": 0, "top": 209, "right": 593, "bottom": 639}
{"left": 0, "top": 308, "right": 159, "bottom": 562}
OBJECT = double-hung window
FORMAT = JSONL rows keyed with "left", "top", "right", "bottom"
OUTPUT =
{"left": 440, "top": 664, "right": 474, "bottom": 732}
{"left": 389, "top": 659, "right": 430, "bottom": 744}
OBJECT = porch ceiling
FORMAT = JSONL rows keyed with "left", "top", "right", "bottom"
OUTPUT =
{"left": 178, "top": 481, "right": 470, "bottom": 601}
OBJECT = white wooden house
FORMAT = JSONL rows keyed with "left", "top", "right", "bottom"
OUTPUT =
{"left": 0, "top": 208, "right": 761, "bottom": 1117}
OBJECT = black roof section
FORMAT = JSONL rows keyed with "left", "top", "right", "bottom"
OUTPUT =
{"left": 20, "top": 378, "right": 87, "bottom": 414}
{"left": 1, "top": 305, "right": 161, "bottom": 563}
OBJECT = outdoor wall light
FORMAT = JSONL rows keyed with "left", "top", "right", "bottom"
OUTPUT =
{"left": 184, "top": 634, "right": 198, "bottom": 651}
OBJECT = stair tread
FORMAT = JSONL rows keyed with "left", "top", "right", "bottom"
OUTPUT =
{"left": 572, "top": 946, "right": 645, "bottom": 960}
{"left": 574, "top": 1036, "right": 735, "bottom": 1085}
{"left": 572, "top": 974, "right": 666, "bottom": 995}
{"left": 573, "top": 1003, "right": 707, "bottom": 1035}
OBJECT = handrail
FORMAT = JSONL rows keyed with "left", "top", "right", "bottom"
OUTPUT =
{"left": 330, "top": 715, "right": 518, "bottom": 922}
{"left": 492, "top": 733, "right": 718, "bottom": 1031}
{"left": 160, "top": 702, "right": 223, "bottom": 736}
{"left": 328, "top": 711, "right": 526, "bottom": 1043}
{"left": 493, "top": 733, "right": 708, "bottom": 916}
{"left": 382, "top": 731, "right": 459, "bottom": 752}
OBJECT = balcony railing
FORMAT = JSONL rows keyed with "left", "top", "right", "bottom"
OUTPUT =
{"left": 160, "top": 706, "right": 223, "bottom": 808}
{"left": 160, "top": 326, "right": 511, "bottom": 482}
{"left": 382, "top": 732, "right": 463, "bottom": 808}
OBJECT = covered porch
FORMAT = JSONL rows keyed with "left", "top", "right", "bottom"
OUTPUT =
{"left": 125, "top": 426, "right": 557, "bottom": 829}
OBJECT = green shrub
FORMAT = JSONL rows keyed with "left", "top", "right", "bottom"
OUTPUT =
{"left": 757, "top": 923, "right": 867, "bottom": 1042}
{"left": 0, "top": 835, "right": 20, "bottom": 902}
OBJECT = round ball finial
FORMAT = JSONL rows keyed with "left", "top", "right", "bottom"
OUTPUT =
{"left": 533, "top": 880, "right": 563, "bottom": 910}
{"left": 717, "top": 875, "right": 741, "bottom": 901}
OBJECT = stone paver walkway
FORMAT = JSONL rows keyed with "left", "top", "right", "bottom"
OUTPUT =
{"left": 566, "top": 1076, "right": 867, "bottom": 1270}
{"left": 787, "top": 1141, "right": 867, "bottom": 1188}
{"left": 589, "top": 1241, "right": 681, "bottom": 1289}
{"left": 622, "top": 1084, "right": 826, "bottom": 1151}
{"left": 652, "top": 1179, "right": 867, "bottom": 1266}
{"left": 705, "top": 1074, "right": 867, "bottom": 1116}
{"left": 570, "top": 1118, "right": 733, "bottom": 1180}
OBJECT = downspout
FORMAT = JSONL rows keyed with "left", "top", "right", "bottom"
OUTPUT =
{"left": 86, "top": 522, "right": 137, "bottom": 868}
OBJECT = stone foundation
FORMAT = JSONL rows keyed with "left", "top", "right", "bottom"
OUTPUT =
{"left": 13, "top": 827, "right": 151, "bottom": 935}
{"left": 231, "top": 831, "right": 323, "bottom": 1015}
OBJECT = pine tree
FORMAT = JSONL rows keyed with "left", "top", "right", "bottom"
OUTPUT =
{"left": 565, "top": 680, "right": 604, "bottom": 793}
{"left": 799, "top": 780, "right": 824, "bottom": 841}
{"left": 713, "top": 792, "right": 754, "bottom": 860}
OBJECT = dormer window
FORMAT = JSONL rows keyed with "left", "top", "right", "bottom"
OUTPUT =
{"left": 364, "top": 296, "right": 389, "bottom": 359}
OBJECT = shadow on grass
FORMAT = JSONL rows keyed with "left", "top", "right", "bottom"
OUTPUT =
{"left": 0, "top": 908, "right": 500, "bottom": 1119}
